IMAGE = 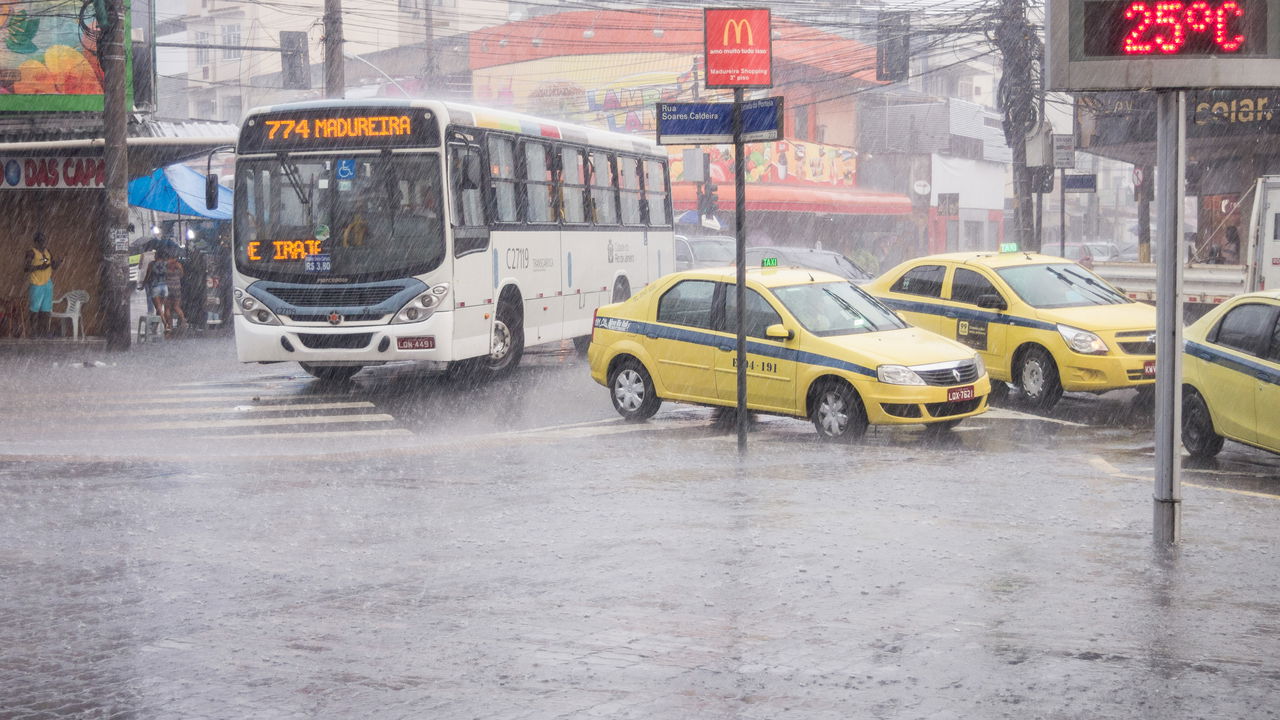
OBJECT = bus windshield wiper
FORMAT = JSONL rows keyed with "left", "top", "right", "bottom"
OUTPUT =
{"left": 279, "top": 159, "right": 310, "bottom": 206}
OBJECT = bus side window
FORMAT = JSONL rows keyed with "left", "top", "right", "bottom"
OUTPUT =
{"left": 642, "top": 158, "right": 670, "bottom": 226}
{"left": 449, "top": 143, "right": 486, "bottom": 228}
{"left": 618, "top": 156, "right": 643, "bottom": 226}
{"left": 589, "top": 151, "right": 618, "bottom": 226}
{"left": 561, "top": 146, "right": 588, "bottom": 224}
{"left": 486, "top": 134, "right": 518, "bottom": 223}
{"left": 522, "top": 140, "right": 556, "bottom": 224}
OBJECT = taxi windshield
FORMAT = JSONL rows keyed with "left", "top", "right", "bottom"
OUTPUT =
{"left": 772, "top": 281, "right": 906, "bottom": 336}
{"left": 996, "top": 263, "right": 1131, "bottom": 309}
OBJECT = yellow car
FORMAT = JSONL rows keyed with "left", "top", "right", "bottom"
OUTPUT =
{"left": 864, "top": 250, "right": 1157, "bottom": 409}
{"left": 587, "top": 266, "right": 991, "bottom": 440}
{"left": 1182, "top": 290, "right": 1280, "bottom": 458}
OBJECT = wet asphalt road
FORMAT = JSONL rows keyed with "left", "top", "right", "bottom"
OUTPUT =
{"left": 1, "top": 334, "right": 1278, "bottom": 719}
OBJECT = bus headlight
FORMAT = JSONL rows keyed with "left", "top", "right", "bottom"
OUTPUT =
{"left": 1057, "top": 324, "right": 1108, "bottom": 354}
{"left": 392, "top": 284, "right": 449, "bottom": 325}
{"left": 877, "top": 364, "right": 926, "bottom": 386}
{"left": 243, "top": 304, "right": 281, "bottom": 325}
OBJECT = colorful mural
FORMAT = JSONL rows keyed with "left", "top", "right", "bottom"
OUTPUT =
{"left": 671, "top": 140, "right": 858, "bottom": 189}
{"left": 0, "top": 0, "right": 131, "bottom": 111}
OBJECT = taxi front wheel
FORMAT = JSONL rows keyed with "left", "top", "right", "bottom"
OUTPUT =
{"left": 609, "top": 358, "right": 662, "bottom": 422}
{"left": 810, "top": 380, "right": 868, "bottom": 441}
{"left": 1182, "top": 389, "right": 1224, "bottom": 458}
{"left": 1018, "top": 346, "right": 1063, "bottom": 410}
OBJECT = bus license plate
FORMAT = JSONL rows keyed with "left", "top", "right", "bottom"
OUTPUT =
{"left": 397, "top": 336, "right": 435, "bottom": 350}
{"left": 1144, "top": 360, "right": 1156, "bottom": 377}
{"left": 947, "top": 385, "right": 975, "bottom": 402}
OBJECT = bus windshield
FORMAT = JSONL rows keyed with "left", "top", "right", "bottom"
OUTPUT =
{"left": 235, "top": 153, "right": 445, "bottom": 281}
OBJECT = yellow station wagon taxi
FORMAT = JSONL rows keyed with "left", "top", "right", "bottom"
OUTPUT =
{"left": 1182, "top": 291, "right": 1280, "bottom": 458}
{"left": 587, "top": 266, "right": 991, "bottom": 440}
{"left": 864, "top": 250, "right": 1158, "bottom": 410}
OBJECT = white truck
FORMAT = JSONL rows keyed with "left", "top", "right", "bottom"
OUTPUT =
{"left": 1090, "top": 175, "right": 1280, "bottom": 317}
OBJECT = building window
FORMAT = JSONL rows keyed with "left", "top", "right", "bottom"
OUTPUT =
{"left": 222, "top": 96, "right": 242, "bottom": 123}
{"left": 195, "top": 31, "right": 211, "bottom": 65}
{"left": 222, "top": 24, "right": 242, "bottom": 59}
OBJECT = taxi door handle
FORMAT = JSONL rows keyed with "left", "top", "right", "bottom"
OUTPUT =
{"left": 1256, "top": 371, "right": 1270, "bottom": 380}
{"left": 717, "top": 345, "right": 733, "bottom": 352}
{"left": 645, "top": 332, "right": 658, "bottom": 339}
{"left": 943, "top": 311, "right": 958, "bottom": 318}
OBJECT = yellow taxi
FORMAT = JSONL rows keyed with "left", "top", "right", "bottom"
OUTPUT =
{"left": 863, "top": 249, "right": 1157, "bottom": 409}
{"left": 1182, "top": 290, "right": 1280, "bottom": 458}
{"left": 587, "top": 266, "right": 991, "bottom": 440}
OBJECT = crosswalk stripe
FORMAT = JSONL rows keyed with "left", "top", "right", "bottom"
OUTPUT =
{"left": 104, "top": 413, "right": 395, "bottom": 431}
{"left": 214, "top": 428, "right": 414, "bottom": 441}
{"left": 90, "top": 401, "right": 375, "bottom": 418}
{"left": 83, "top": 393, "right": 355, "bottom": 406}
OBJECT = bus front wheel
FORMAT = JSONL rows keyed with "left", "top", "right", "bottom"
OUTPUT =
{"left": 483, "top": 301, "right": 524, "bottom": 377}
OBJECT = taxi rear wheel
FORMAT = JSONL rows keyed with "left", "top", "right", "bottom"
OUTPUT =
{"left": 810, "top": 380, "right": 868, "bottom": 441}
{"left": 1182, "top": 389, "right": 1224, "bottom": 458}
{"left": 1018, "top": 346, "right": 1063, "bottom": 410}
{"left": 609, "top": 358, "right": 661, "bottom": 421}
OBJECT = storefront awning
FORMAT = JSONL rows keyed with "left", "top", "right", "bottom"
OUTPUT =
{"left": 672, "top": 183, "right": 913, "bottom": 216}
{"left": 128, "top": 164, "right": 232, "bottom": 219}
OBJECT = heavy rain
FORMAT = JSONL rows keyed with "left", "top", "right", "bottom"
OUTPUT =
{"left": 1, "top": 1, "right": 1278, "bottom": 718}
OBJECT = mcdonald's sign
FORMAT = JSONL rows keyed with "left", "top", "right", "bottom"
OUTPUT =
{"left": 704, "top": 8, "right": 772, "bottom": 88}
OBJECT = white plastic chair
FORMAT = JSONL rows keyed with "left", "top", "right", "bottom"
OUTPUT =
{"left": 51, "top": 289, "right": 89, "bottom": 340}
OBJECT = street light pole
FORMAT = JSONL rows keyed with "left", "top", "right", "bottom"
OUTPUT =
{"left": 324, "top": 0, "right": 344, "bottom": 98}
{"left": 101, "top": 0, "right": 130, "bottom": 349}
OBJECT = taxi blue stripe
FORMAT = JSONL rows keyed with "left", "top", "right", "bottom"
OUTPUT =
{"left": 600, "top": 318, "right": 878, "bottom": 378}
{"left": 879, "top": 297, "right": 1057, "bottom": 331}
{"left": 1185, "top": 340, "right": 1280, "bottom": 386}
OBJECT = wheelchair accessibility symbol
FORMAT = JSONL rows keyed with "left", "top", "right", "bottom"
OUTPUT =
{"left": 335, "top": 158, "right": 356, "bottom": 180}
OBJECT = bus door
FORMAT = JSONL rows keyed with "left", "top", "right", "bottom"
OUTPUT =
{"left": 448, "top": 130, "right": 491, "bottom": 356}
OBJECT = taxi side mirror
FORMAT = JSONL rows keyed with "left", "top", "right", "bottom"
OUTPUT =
{"left": 976, "top": 294, "right": 1007, "bottom": 311}
{"left": 765, "top": 323, "right": 794, "bottom": 340}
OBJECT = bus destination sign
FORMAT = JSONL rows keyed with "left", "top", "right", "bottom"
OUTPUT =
{"left": 239, "top": 108, "right": 440, "bottom": 152}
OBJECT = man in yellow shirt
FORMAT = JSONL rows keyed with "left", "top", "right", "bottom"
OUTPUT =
{"left": 23, "top": 231, "right": 59, "bottom": 338}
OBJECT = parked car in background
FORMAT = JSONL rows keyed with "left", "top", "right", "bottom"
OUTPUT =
{"left": 587, "top": 266, "right": 991, "bottom": 439}
{"left": 1182, "top": 290, "right": 1280, "bottom": 458}
{"left": 864, "top": 249, "right": 1157, "bottom": 410}
{"left": 674, "top": 235, "right": 736, "bottom": 271}
{"left": 745, "top": 246, "right": 873, "bottom": 283}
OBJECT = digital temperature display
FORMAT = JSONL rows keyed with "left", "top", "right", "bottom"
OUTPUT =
{"left": 1082, "top": 0, "right": 1268, "bottom": 56}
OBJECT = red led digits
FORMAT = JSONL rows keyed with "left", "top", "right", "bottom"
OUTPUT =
{"left": 1121, "top": 0, "right": 1248, "bottom": 54}
{"left": 1216, "top": 1, "right": 1245, "bottom": 51}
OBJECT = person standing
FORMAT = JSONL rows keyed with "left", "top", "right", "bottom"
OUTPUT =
{"left": 23, "top": 231, "right": 59, "bottom": 338}
{"left": 164, "top": 253, "right": 187, "bottom": 333}
{"left": 142, "top": 248, "right": 170, "bottom": 331}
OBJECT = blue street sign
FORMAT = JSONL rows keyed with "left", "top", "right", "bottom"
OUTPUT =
{"left": 1063, "top": 173, "right": 1097, "bottom": 193}
{"left": 656, "top": 96, "right": 783, "bottom": 145}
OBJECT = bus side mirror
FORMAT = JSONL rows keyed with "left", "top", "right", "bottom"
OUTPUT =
{"left": 765, "top": 323, "right": 794, "bottom": 340}
{"left": 205, "top": 174, "right": 219, "bottom": 211}
{"left": 976, "top": 294, "right": 1007, "bottom": 311}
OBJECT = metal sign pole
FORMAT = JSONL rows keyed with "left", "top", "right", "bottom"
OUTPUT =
{"left": 1153, "top": 89, "right": 1185, "bottom": 546}
{"left": 734, "top": 87, "right": 748, "bottom": 455}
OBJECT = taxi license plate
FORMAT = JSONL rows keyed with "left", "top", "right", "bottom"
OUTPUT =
{"left": 1143, "top": 360, "right": 1156, "bottom": 378}
{"left": 397, "top": 336, "right": 435, "bottom": 350}
{"left": 947, "top": 385, "right": 975, "bottom": 402}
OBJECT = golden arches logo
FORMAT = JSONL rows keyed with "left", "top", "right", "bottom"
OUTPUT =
{"left": 722, "top": 18, "right": 755, "bottom": 46}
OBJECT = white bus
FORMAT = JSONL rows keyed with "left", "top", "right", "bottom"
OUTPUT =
{"left": 229, "top": 99, "right": 674, "bottom": 380}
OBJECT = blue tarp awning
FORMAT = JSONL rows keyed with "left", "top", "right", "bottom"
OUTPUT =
{"left": 128, "top": 163, "right": 232, "bottom": 220}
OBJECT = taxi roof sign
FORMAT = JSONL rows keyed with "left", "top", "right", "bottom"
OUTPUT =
{"left": 999, "top": 242, "right": 1020, "bottom": 253}
{"left": 760, "top": 257, "right": 778, "bottom": 267}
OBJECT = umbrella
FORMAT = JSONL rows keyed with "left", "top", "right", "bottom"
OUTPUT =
{"left": 128, "top": 164, "right": 232, "bottom": 220}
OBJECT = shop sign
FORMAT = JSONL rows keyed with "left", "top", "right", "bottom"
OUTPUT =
{"left": 1, "top": 156, "right": 107, "bottom": 190}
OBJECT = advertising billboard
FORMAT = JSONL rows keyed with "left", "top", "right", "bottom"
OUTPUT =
{"left": 0, "top": 0, "right": 132, "bottom": 111}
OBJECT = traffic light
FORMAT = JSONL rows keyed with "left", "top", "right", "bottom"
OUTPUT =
{"left": 876, "top": 12, "right": 910, "bottom": 83}
{"left": 701, "top": 183, "right": 720, "bottom": 217}
{"left": 1032, "top": 166, "right": 1055, "bottom": 194}
{"left": 281, "top": 31, "right": 311, "bottom": 90}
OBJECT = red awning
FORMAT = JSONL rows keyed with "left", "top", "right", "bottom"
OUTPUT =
{"left": 671, "top": 183, "right": 912, "bottom": 216}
